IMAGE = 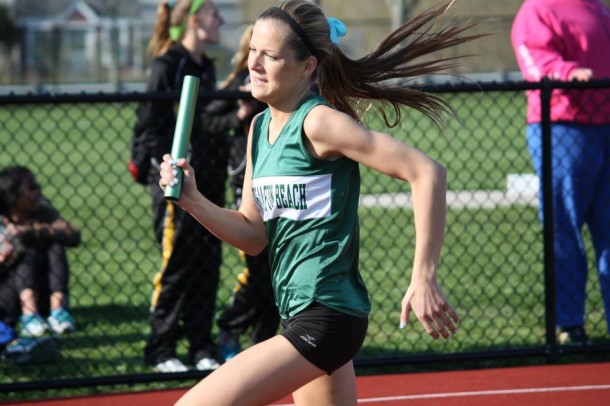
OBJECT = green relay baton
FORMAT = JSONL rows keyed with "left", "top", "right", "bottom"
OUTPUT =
{"left": 164, "top": 75, "right": 200, "bottom": 201}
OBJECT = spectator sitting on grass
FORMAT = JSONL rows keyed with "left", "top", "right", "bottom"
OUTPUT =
{"left": 0, "top": 166, "right": 81, "bottom": 337}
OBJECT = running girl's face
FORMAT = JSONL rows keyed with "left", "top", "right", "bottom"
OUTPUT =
{"left": 194, "top": 0, "right": 224, "bottom": 44}
{"left": 248, "top": 19, "right": 314, "bottom": 106}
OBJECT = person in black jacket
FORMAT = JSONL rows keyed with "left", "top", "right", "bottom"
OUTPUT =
{"left": 132, "top": 0, "right": 226, "bottom": 373}
{"left": 201, "top": 25, "right": 280, "bottom": 362}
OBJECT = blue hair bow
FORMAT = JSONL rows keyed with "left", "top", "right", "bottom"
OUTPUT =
{"left": 327, "top": 17, "right": 347, "bottom": 45}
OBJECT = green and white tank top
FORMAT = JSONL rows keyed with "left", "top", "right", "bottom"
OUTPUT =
{"left": 251, "top": 94, "right": 370, "bottom": 319}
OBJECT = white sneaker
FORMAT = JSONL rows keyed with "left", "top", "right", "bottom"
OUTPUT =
{"left": 153, "top": 358, "right": 188, "bottom": 373}
{"left": 47, "top": 308, "right": 76, "bottom": 335}
{"left": 195, "top": 357, "right": 220, "bottom": 371}
{"left": 19, "top": 313, "right": 48, "bottom": 337}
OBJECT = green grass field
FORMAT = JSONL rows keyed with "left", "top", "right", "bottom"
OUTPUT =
{"left": 0, "top": 92, "right": 607, "bottom": 397}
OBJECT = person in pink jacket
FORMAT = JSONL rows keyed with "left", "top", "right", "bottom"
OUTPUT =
{"left": 511, "top": 0, "right": 610, "bottom": 345}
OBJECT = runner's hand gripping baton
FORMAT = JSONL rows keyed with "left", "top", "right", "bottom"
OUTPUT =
{"left": 164, "top": 75, "right": 200, "bottom": 201}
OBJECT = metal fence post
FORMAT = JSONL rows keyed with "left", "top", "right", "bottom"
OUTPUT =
{"left": 540, "top": 77, "right": 557, "bottom": 361}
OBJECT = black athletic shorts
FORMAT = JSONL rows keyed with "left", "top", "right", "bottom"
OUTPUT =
{"left": 280, "top": 302, "right": 368, "bottom": 375}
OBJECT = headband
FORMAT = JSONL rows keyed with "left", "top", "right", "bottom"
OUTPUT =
{"left": 169, "top": 0, "right": 208, "bottom": 41}
{"left": 271, "top": 7, "right": 320, "bottom": 59}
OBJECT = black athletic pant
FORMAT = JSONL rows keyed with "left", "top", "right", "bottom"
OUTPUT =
{"left": 144, "top": 184, "right": 221, "bottom": 365}
{"left": 0, "top": 244, "right": 70, "bottom": 326}
{"left": 217, "top": 135, "right": 281, "bottom": 344}
{"left": 216, "top": 248, "right": 280, "bottom": 344}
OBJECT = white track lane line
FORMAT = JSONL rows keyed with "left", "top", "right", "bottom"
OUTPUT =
{"left": 274, "top": 384, "right": 610, "bottom": 405}
{"left": 357, "top": 384, "right": 610, "bottom": 403}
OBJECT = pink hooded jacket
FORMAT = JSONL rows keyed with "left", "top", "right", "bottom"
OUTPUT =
{"left": 511, "top": 0, "right": 610, "bottom": 124}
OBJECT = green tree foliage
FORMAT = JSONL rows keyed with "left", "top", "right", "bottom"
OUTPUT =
{"left": 0, "top": 5, "right": 18, "bottom": 50}
{"left": 0, "top": 5, "right": 18, "bottom": 81}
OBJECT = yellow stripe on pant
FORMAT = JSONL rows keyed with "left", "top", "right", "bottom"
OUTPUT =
{"left": 150, "top": 202, "right": 176, "bottom": 310}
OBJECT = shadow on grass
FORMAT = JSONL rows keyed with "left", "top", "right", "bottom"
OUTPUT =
{"left": 1, "top": 303, "right": 153, "bottom": 385}
{"left": 72, "top": 303, "right": 149, "bottom": 328}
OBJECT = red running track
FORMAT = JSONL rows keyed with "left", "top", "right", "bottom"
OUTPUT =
{"left": 3, "top": 362, "right": 609, "bottom": 405}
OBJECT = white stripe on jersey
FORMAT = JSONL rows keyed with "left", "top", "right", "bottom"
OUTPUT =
{"left": 252, "top": 174, "right": 332, "bottom": 221}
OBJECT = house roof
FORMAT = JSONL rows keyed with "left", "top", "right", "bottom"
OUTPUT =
{"left": 15, "top": 0, "right": 138, "bottom": 19}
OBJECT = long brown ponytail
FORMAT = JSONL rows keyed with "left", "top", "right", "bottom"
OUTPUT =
{"left": 148, "top": 0, "right": 196, "bottom": 57}
{"left": 259, "top": 1, "right": 484, "bottom": 129}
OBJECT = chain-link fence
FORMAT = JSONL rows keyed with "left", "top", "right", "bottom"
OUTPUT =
{"left": 1, "top": 80, "right": 609, "bottom": 393}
